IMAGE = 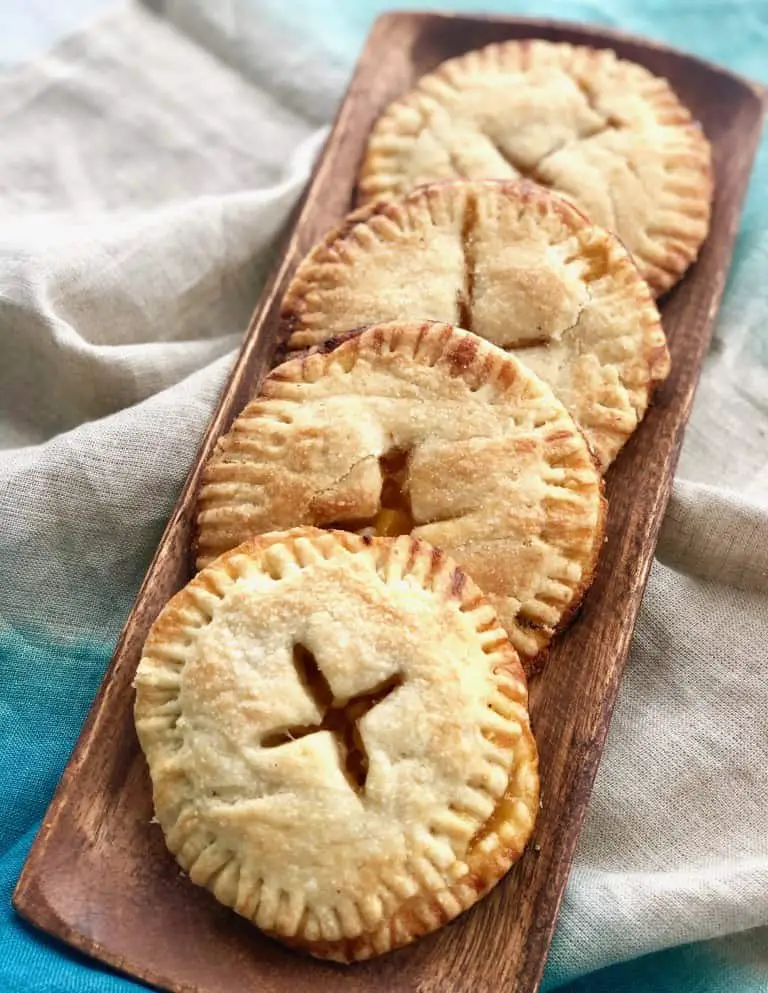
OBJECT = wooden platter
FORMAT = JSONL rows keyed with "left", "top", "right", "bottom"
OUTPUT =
{"left": 13, "top": 11, "right": 766, "bottom": 993}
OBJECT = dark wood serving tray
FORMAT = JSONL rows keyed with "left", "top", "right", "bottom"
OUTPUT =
{"left": 13, "top": 11, "right": 765, "bottom": 993}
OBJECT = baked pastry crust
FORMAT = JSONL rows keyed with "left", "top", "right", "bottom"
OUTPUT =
{"left": 196, "top": 321, "right": 606, "bottom": 663}
{"left": 282, "top": 181, "right": 669, "bottom": 469}
{"left": 358, "top": 40, "right": 713, "bottom": 295}
{"left": 134, "top": 527, "right": 539, "bottom": 961}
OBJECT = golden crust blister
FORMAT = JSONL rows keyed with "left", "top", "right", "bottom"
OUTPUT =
{"left": 134, "top": 528, "right": 539, "bottom": 961}
{"left": 281, "top": 180, "right": 670, "bottom": 469}
{"left": 358, "top": 40, "right": 713, "bottom": 295}
{"left": 196, "top": 321, "right": 606, "bottom": 663}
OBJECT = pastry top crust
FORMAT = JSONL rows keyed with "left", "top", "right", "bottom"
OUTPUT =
{"left": 196, "top": 321, "right": 606, "bottom": 663}
{"left": 282, "top": 181, "right": 669, "bottom": 469}
{"left": 134, "top": 527, "right": 539, "bottom": 961}
{"left": 358, "top": 40, "right": 713, "bottom": 295}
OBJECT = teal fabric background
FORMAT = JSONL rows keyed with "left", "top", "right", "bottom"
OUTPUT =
{"left": 0, "top": 1, "right": 765, "bottom": 990}
{"left": 260, "top": 0, "right": 768, "bottom": 82}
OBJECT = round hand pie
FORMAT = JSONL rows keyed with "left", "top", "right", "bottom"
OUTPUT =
{"left": 196, "top": 321, "right": 605, "bottom": 663}
{"left": 134, "top": 528, "right": 539, "bottom": 961}
{"left": 358, "top": 40, "right": 713, "bottom": 295}
{"left": 281, "top": 181, "right": 670, "bottom": 469}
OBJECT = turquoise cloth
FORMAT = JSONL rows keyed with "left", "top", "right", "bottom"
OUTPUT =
{"left": 1, "top": 1, "right": 766, "bottom": 991}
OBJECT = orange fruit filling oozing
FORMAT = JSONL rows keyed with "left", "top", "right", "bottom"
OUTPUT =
{"left": 328, "top": 450, "right": 415, "bottom": 538}
{"left": 368, "top": 450, "right": 414, "bottom": 538}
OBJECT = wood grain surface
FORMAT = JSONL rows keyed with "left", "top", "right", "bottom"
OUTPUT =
{"left": 13, "top": 12, "right": 766, "bottom": 993}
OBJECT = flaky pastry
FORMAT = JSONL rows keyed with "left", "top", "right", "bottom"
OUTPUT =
{"left": 358, "top": 40, "right": 713, "bottom": 294}
{"left": 134, "top": 527, "right": 539, "bottom": 961}
{"left": 196, "top": 321, "right": 606, "bottom": 663}
{"left": 282, "top": 181, "right": 669, "bottom": 469}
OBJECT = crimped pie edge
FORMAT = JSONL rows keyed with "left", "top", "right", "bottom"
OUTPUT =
{"left": 357, "top": 40, "right": 713, "bottom": 296}
{"left": 134, "top": 527, "right": 539, "bottom": 961}
{"left": 280, "top": 180, "right": 670, "bottom": 468}
{"left": 196, "top": 320, "right": 606, "bottom": 663}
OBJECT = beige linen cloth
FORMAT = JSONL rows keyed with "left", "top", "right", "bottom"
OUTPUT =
{"left": 0, "top": 3, "right": 765, "bottom": 988}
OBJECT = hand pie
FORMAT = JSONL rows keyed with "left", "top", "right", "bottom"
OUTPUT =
{"left": 358, "top": 40, "right": 712, "bottom": 295}
{"left": 196, "top": 321, "right": 605, "bottom": 664}
{"left": 134, "top": 527, "right": 540, "bottom": 961}
{"left": 281, "top": 181, "right": 670, "bottom": 469}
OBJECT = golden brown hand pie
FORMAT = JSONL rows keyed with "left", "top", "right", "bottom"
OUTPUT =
{"left": 282, "top": 181, "right": 669, "bottom": 469}
{"left": 134, "top": 527, "right": 539, "bottom": 961}
{"left": 196, "top": 321, "right": 605, "bottom": 663}
{"left": 358, "top": 40, "right": 712, "bottom": 295}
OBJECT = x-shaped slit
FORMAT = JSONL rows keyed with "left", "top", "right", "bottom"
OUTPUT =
{"left": 262, "top": 644, "right": 403, "bottom": 794}
{"left": 327, "top": 448, "right": 415, "bottom": 538}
